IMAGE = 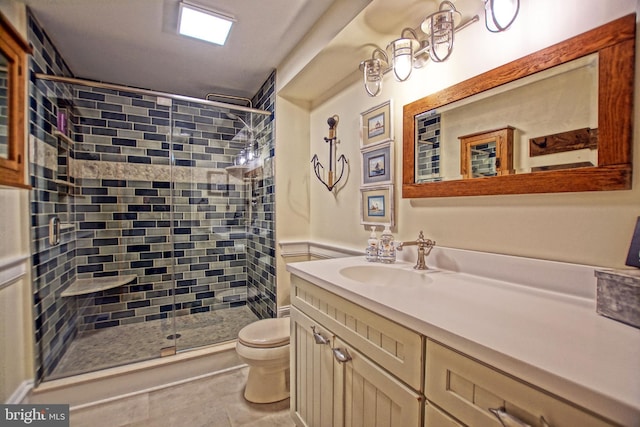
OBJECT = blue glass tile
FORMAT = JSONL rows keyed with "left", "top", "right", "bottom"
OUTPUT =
{"left": 127, "top": 245, "right": 150, "bottom": 253}
{"left": 128, "top": 156, "right": 151, "bottom": 164}
{"left": 112, "top": 138, "right": 137, "bottom": 147}
{"left": 127, "top": 300, "right": 151, "bottom": 309}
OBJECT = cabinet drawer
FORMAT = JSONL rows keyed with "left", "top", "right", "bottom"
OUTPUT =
{"left": 292, "top": 276, "right": 423, "bottom": 391}
{"left": 425, "top": 403, "right": 464, "bottom": 426}
{"left": 425, "top": 340, "right": 616, "bottom": 427}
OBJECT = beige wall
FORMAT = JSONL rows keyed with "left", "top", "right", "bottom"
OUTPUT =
{"left": 276, "top": 0, "right": 640, "bottom": 305}
{"left": 274, "top": 97, "right": 312, "bottom": 307}
{"left": 0, "top": 0, "right": 34, "bottom": 402}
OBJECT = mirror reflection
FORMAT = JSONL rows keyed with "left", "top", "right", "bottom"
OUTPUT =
{"left": 414, "top": 54, "right": 598, "bottom": 183}
{"left": 0, "top": 50, "right": 8, "bottom": 159}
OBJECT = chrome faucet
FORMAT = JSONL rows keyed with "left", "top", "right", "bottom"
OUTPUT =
{"left": 396, "top": 231, "right": 435, "bottom": 270}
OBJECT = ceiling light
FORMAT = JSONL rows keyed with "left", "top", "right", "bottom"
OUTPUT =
{"left": 178, "top": 2, "right": 234, "bottom": 45}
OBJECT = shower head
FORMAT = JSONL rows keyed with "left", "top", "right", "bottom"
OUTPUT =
{"left": 226, "top": 112, "right": 252, "bottom": 131}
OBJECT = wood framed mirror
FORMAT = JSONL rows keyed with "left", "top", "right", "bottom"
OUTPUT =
{"left": 402, "top": 14, "right": 635, "bottom": 198}
{"left": 0, "top": 12, "right": 31, "bottom": 188}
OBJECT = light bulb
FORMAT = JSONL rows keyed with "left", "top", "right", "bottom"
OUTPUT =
{"left": 485, "top": 0, "right": 519, "bottom": 32}
{"left": 235, "top": 149, "right": 247, "bottom": 166}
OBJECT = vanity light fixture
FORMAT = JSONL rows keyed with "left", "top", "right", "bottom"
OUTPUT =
{"left": 178, "top": 2, "right": 234, "bottom": 45}
{"left": 387, "top": 28, "right": 420, "bottom": 82}
{"left": 358, "top": 0, "right": 479, "bottom": 97}
{"left": 421, "top": 0, "right": 460, "bottom": 63}
{"left": 359, "top": 48, "right": 389, "bottom": 97}
{"left": 484, "top": 0, "right": 519, "bottom": 32}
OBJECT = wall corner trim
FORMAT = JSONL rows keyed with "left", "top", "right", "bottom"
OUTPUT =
{"left": 279, "top": 240, "right": 361, "bottom": 259}
{"left": 0, "top": 254, "right": 29, "bottom": 291}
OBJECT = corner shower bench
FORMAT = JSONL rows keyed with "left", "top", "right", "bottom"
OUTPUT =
{"left": 61, "top": 274, "right": 137, "bottom": 297}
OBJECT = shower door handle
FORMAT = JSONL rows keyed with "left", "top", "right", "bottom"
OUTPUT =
{"left": 49, "top": 216, "right": 60, "bottom": 246}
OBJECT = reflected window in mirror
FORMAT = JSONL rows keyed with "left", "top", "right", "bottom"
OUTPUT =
{"left": 0, "top": 50, "right": 8, "bottom": 158}
{"left": 415, "top": 111, "right": 442, "bottom": 183}
{"left": 0, "top": 12, "right": 31, "bottom": 188}
{"left": 402, "top": 14, "right": 635, "bottom": 198}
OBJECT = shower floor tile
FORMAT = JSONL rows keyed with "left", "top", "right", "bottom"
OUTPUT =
{"left": 50, "top": 306, "right": 259, "bottom": 380}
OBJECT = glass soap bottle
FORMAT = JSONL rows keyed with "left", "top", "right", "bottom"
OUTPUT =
{"left": 365, "top": 226, "right": 378, "bottom": 262}
{"left": 378, "top": 225, "right": 396, "bottom": 264}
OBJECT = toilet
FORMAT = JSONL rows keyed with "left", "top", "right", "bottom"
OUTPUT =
{"left": 236, "top": 317, "right": 290, "bottom": 403}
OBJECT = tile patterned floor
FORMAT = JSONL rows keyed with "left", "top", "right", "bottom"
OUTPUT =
{"left": 51, "top": 306, "right": 259, "bottom": 380}
{"left": 70, "top": 366, "right": 296, "bottom": 427}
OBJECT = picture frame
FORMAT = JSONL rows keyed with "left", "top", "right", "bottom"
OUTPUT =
{"left": 360, "top": 185, "right": 394, "bottom": 227}
{"left": 360, "top": 100, "right": 392, "bottom": 148}
{"left": 626, "top": 216, "right": 640, "bottom": 268}
{"left": 361, "top": 142, "right": 392, "bottom": 186}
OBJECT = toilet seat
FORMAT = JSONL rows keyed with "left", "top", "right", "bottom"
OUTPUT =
{"left": 238, "top": 317, "right": 290, "bottom": 348}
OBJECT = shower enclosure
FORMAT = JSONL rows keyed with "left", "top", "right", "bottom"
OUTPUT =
{"left": 28, "top": 74, "right": 276, "bottom": 383}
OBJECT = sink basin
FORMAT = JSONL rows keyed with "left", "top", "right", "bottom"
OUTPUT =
{"left": 339, "top": 264, "right": 434, "bottom": 287}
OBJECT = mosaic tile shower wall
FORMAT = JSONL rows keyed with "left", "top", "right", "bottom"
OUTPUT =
{"left": 247, "top": 71, "right": 276, "bottom": 319}
{"left": 27, "top": 10, "right": 277, "bottom": 381}
{"left": 70, "top": 90, "right": 254, "bottom": 332}
{"left": 28, "top": 11, "right": 78, "bottom": 381}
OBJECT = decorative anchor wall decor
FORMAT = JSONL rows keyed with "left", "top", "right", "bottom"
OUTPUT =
{"left": 311, "top": 115, "right": 348, "bottom": 191}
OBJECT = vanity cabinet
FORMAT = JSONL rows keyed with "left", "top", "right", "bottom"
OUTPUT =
{"left": 290, "top": 276, "right": 422, "bottom": 427}
{"left": 425, "top": 340, "right": 617, "bottom": 427}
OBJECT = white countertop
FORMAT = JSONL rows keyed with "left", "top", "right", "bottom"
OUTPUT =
{"left": 287, "top": 253, "right": 640, "bottom": 426}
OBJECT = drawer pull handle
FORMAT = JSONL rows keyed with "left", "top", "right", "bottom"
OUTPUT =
{"left": 489, "top": 408, "right": 551, "bottom": 427}
{"left": 332, "top": 347, "right": 352, "bottom": 363}
{"left": 311, "top": 326, "right": 329, "bottom": 345}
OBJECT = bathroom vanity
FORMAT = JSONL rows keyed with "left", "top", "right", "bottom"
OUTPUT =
{"left": 287, "top": 249, "right": 640, "bottom": 427}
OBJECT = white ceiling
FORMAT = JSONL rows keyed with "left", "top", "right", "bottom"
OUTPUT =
{"left": 20, "top": 0, "right": 485, "bottom": 106}
{"left": 20, "top": 0, "right": 355, "bottom": 101}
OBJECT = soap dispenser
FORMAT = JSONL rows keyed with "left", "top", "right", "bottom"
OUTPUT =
{"left": 365, "top": 226, "right": 379, "bottom": 262}
{"left": 378, "top": 225, "right": 396, "bottom": 264}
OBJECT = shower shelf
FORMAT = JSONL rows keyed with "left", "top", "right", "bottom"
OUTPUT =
{"left": 225, "top": 164, "right": 263, "bottom": 175}
{"left": 53, "top": 130, "right": 73, "bottom": 146}
{"left": 61, "top": 274, "right": 137, "bottom": 297}
{"left": 53, "top": 131, "right": 81, "bottom": 196}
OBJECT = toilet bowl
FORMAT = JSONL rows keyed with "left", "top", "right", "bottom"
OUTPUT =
{"left": 236, "top": 317, "right": 290, "bottom": 403}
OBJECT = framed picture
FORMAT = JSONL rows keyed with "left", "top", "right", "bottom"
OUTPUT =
{"left": 626, "top": 216, "right": 640, "bottom": 268}
{"left": 361, "top": 143, "right": 392, "bottom": 186}
{"left": 360, "top": 100, "right": 392, "bottom": 148}
{"left": 360, "top": 185, "right": 394, "bottom": 227}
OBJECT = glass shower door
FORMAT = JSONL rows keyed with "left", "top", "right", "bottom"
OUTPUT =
{"left": 170, "top": 100, "right": 260, "bottom": 353}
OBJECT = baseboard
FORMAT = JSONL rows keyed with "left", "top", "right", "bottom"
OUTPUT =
{"left": 0, "top": 255, "right": 28, "bottom": 291}
{"left": 6, "top": 380, "right": 33, "bottom": 404}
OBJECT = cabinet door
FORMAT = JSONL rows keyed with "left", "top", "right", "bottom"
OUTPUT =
{"left": 336, "top": 337, "right": 422, "bottom": 427}
{"left": 291, "top": 308, "right": 337, "bottom": 427}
